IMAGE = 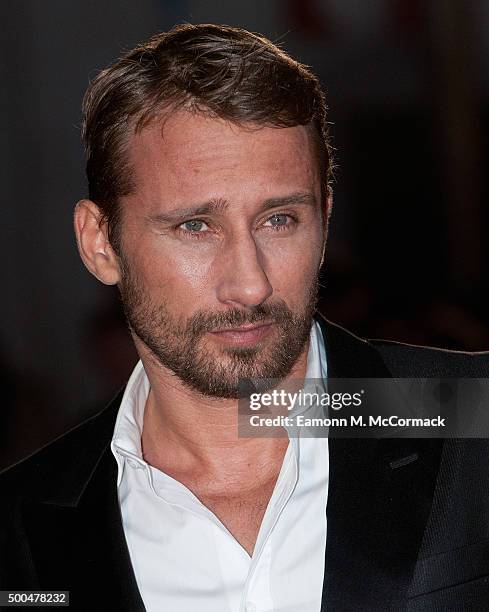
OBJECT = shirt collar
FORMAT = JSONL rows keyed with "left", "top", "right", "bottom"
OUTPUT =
{"left": 111, "top": 360, "right": 149, "bottom": 482}
{"left": 305, "top": 318, "right": 328, "bottom": 382}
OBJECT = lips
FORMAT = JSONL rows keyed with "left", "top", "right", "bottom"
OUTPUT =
{"left": 208, "top": 321, "right": 274, "bottom": 345}
{"left": 212, "top": 321, "right": 272, "bottom": 333}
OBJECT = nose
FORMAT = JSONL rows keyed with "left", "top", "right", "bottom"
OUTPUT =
{"left": 215, "top": 231, "right": 273, "bottom": 308}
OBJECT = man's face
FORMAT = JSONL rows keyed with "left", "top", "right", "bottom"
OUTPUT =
{"left": 117, "top": 111, "right": 327, "bottom": 398}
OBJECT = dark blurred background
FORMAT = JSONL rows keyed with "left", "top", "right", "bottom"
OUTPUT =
{"left": 1, "top": 0, "right": 488, "bottom": 469}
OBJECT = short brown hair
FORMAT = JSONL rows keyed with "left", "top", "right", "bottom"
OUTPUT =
{"left": 81, "top": 23, "right": 333, "bottom": 251}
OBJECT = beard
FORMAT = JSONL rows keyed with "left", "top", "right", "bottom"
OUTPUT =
{"left": 118, "top": 261, "right": 319, "bottom": 399}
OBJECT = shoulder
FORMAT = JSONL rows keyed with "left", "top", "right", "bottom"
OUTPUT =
{"left": 0, "top": 390, "right": 123, "bottom": 502}
{"left": 315, "top": 313, "right": 489, "bottom": 377}
{"left": 370, "top": 337, "right": 489, "bottom": 377}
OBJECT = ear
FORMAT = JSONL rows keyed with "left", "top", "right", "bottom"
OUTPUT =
{"left": 73, "top": 199, "right": 121, "bottom": 285}
{"left": 320, "top": 187, "right": 333, "bottom": 267}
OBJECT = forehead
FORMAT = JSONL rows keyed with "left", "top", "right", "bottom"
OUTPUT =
{"left": 125, "top": 111, "right": 320, "bottom": 210}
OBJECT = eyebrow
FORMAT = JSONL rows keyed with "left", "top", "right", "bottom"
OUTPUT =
{"left": 147, "top": 192, "right": 317, "bottom": 225}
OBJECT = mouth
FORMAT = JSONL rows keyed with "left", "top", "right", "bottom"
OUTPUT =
{"left": 208, "top": 321, "right": 274, "bottom": 346}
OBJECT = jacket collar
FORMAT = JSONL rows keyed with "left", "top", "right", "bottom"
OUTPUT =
{"left": 33, "top": 389, "right": 124, "bottom": 507}
{"left": 316, "top": 314, "right": 443, "bottom": 611}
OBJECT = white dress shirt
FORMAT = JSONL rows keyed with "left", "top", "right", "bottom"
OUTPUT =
{"left": 111, "top": 320, "right": 329, "bottom": 612}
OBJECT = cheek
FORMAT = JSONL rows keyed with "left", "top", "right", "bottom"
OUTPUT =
{"left": 263, "top": 235, "right": 323, "bottom": 298}
{"left": 134, "top": 240, "right": 217, "bottom": 305}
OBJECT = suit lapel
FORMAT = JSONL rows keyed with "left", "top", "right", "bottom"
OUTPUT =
{"left": 21, "top": 393, "right": 146, "bottom": 611}
{"left": 316, "top": 316, "right": 443, "bottom": 611}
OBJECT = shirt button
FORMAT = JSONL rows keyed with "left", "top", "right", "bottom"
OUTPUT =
{"left": 246, "top": 602, "right": 257, "bottom": 612}
{"left": 127, "top": 458, "right": 143, "bottom": 469}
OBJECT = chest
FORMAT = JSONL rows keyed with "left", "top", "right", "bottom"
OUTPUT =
{"left": 197, "top": 479, "right": 277, "bottom": 556}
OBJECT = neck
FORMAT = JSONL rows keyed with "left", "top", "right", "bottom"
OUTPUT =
{"left": 137, "top": 336, "right": 310, "bottom": 487}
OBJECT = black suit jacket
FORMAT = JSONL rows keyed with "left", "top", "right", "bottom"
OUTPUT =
{"left": 1, "top": 316, "right": 489, "bottom": 611}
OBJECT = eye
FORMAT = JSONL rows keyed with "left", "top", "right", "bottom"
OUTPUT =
{"left": 179, "top": 219, "right": 209, "bottom": 233}
{"left": 263, "top": 213, "right": 295, "bottom": 230}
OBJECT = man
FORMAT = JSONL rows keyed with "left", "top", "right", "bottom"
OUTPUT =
{"left": 1, "top": 23, "right": 488, "bottom": 612}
